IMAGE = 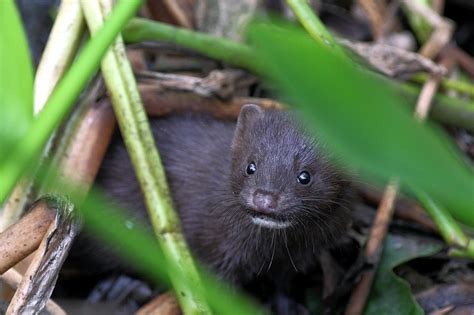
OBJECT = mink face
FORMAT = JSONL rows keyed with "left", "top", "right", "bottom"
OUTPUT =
{"left": 230, "top": 105, "right": 347, "bottom": 231}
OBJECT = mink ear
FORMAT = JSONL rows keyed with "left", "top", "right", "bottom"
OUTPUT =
{"left": 232, "top": 104, "right": 264, "bottom": 149}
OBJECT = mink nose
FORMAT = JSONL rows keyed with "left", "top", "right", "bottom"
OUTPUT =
{"left": 252, "top": 190, "right": 278, "bottom": 213}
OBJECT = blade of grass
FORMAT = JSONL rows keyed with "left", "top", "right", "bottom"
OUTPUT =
{"left": 0, "top": 0, "right": 143, "bottom": 205}
{"left": 0, "top": 0, "right": 33, "bottom": 160}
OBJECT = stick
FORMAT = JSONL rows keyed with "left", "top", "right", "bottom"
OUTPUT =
{"left": 0, "top": 200, "right": 55, "bottom": 275}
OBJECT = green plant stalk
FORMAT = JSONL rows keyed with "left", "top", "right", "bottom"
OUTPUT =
{"left": 0, "top": 0, "right": 143, "bottom": 205}
{"left": 34, "top": 0, "right": 84, "bottom": 113}
{"left": 123, "top": 18, "right": 259, "bottom": 71}
{"left": 285, "top": 0, "right": 345, "bottom": 57}
{"left": 411, "top": 73, "right": 474, "bottom": 98}
{"left": 449, "top": 242, "right": 474, "bottom": 259}
{"left": 81, "top": 1, "right": 210, "bottom": 314}
{"left": 399, "top": 83, "right": 474, "bottom": 133}
{"left": 415, "top": 191, "right": 474, "bottom": 259}
{"left": 122, "top": 18, "right": 474, "bottom": 132}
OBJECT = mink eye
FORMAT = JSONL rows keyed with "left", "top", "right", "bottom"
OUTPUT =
{"left": 246, "top": 162, "right": 256, "bottom": 175}
{"left": 297, "top": 171, "right": 311, "bottom": 185}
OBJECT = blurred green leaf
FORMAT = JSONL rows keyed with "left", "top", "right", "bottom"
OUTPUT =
{"left": 0, "top": 0, "right": 143, "bottom": 205}
{"left": 247, "top": 21, "right": 474, "bottom": 226}
{"left": 365, "top": 234, "right": 442, "bottom": 315}
{"left": 0, "top": 0, "right": 34, "bottom": 161}
{"left": 78, "top": 189, "right": 263, "bottom": 315}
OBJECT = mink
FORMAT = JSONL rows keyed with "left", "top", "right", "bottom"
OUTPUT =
{"left": 68, "top": 104, "right": 351, "bottom": 312}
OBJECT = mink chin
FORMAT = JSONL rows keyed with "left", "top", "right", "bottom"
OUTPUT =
{"left": 66, "top": 104, "right": 352, "bottom": 313}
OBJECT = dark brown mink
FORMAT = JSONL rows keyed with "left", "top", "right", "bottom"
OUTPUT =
{"left": 68, "top": 104, "right": 351, "bottom": 308}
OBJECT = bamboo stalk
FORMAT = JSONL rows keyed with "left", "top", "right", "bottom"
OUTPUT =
{"left": 80, "top": 1, "right": 211, "bottom": 314}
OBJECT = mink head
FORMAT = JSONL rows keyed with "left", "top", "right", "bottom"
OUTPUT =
{"left": 230, "top": 104, "right": 347, "bottom": 230}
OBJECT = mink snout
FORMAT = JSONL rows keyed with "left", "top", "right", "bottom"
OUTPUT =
{"left": 251, "top": 189, "right": 280, "bottom": 213}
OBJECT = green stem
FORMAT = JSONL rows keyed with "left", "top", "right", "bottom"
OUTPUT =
{"left": 81, "top": 1, "right": 211, "bottom": 314}
{"left": 415, "top": 191, "right": 474, "bottom": 259}
{"left": 399, "top": 83, "right": 474, "bottom": 132}
{"left": 285, "top": 0, "right": 345, "bottom": 57}
{"left": 123, "top": 18, "right": 258, "bottom": 72}
{"left": 122, "top": 18, "right": 474, "bottom": 132}
{"left": 0, "top": 0, "right": 143, "bottom": 205}
{"left": 412, "top": 73, "right": 474, "bottom": 98}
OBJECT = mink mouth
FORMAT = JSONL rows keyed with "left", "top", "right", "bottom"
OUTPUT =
{"left": 246, "top": 211, "right": 292, "bottom": 229}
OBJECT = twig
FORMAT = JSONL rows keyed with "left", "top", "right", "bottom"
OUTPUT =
{"left": 345, "top": 181, "right": 398, "bottom": 315}
{"left": 0, "top": 200, "right": 56, "bottom": 275}
{"left": 358, "top": 186, "right": 438, "bottom": 233}
{"left": 339, "top": 39, "right": 446, "bottom": 77}
{"left": 356, "top": 0, "right": 388, "bottom": 39}
{"left": 415, "top": 75, "right": 442, "bottom": 120}
{"left": 138, "top": 69, "right": 251, "bottom": 99}
{"left": 402, "top": 0, "right": 453, "bottom": 59}
{"left": 81, "top": 1, "right": 211, "bottom": 313}
{"left": 7, "top": 196, "right": 78, "bottom": 315}
{"left": 399, "top": 83, "right": 474, "bottom": 133}
{"left": 44, "top": 82, "right": 116, "bottom": 198}
{"left": 135, "top": 292, "right": 181, "bottom": 315}
{"left": 1, "top": 269, "right": 65, "bottom": 315}
{"left": 146, "top": 0, "right": 193, "bottom": 29}
{"left": 441, "top": 46, "right": 474, "bottom": 78}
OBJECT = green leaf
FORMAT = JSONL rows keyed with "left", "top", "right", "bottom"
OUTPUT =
{"left": 68, "top": 186, "right": 263, "bottom": 315}
{"left": 364, "top": 234, "right": 443, "bottom": 315}
{"left": 0, "top": 0, "right": 143, "bottom": 205}
{"left": 0, "top": 0, "right": 34, "bottom": 161}
{"left": 247, "top": 21, "right": 474, "bottom": 227}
